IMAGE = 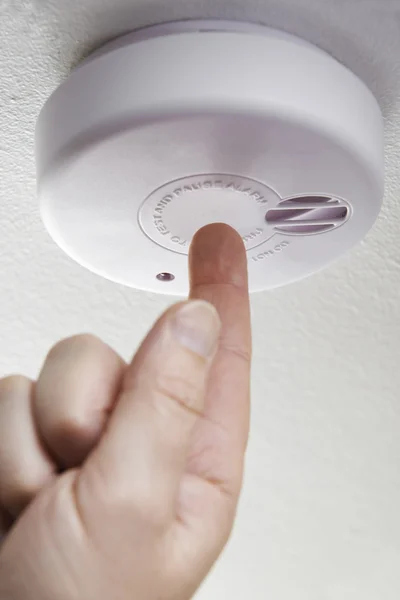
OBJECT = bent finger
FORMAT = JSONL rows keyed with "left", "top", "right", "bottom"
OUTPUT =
{"left": 34, "top": 335, "right": 126, "bottom": 468}
{"left": 0, "top": 376, "right": 56, "bottom": 518}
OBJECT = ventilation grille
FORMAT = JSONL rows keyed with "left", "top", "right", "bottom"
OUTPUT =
{"left": 265, "top": 196, "right": 350, "bottom": 236}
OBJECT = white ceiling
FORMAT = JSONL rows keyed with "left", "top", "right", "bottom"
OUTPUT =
{"left": 1, "top": 1, "right": 400, "bottom": 598}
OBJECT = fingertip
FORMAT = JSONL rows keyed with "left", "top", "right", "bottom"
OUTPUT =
{"left": 189, "top": 224, "right": 248, "bottom": 290}
{"left": 191, "top": 224, "right": 246, "bottom": 261}
{"left": 192, "top": 222, "right": 244, "bottom": 244}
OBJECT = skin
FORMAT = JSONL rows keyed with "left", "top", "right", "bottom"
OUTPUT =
{"left": 0, "top": 224, "right": 252, "bottom": 600}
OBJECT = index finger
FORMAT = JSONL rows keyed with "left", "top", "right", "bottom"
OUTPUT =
{"left": 189, "top": 224, "right": 252, "bottom": 496}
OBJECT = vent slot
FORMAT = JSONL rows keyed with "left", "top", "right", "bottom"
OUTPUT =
{"left": 266, "top": 196, "right": 349, "bottom": 236}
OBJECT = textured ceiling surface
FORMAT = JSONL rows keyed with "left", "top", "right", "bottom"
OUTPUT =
{"left": 1, "top": 1, "right": 400, "bottom": 598}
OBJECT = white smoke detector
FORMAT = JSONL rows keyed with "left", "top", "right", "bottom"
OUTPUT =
{"left": 36, "top": 20, "right": 384, "bottom": 295}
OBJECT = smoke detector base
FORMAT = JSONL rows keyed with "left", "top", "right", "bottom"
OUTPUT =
{"left": 36, "top": 20, "right": 384, "bottom": 294}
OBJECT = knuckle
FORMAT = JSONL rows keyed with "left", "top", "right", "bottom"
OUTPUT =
{"left": 45, "top": 412, "right": 100, "bottom": 466}
{"left": 47, "top": 334, "right": 105, "bottom": 361}
{"left": 0, "top": 375, "right": 31, "bottom": 399}
{"left": 0, "top": 468, "right": 43, "bottom": 513}
{"left": 153, "top": 372, "right": 202, "bottom": 417}
{"left": 54, "top": 411, "right": 95, "bottom": 445}
{"left": 221, "top": 341, "right": 252, "bottom": 365}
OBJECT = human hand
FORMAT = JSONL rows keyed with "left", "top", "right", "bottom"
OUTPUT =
{"left": 0, "top": 224, "right": 251, "bottom": 600}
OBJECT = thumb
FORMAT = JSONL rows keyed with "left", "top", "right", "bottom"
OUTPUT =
{"left": 78, "top": 301, "right": 221, "bottom": 526}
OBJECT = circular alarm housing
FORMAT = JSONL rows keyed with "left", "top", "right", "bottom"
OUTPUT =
{"left": 36, "top": 20, "right": 384, "bottom": 294}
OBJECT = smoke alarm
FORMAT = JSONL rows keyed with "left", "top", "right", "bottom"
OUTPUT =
{"left": 36, "top": 20, "right": 384, "bottom": 295}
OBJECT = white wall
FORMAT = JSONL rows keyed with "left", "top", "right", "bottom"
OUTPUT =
{"left": 1, "top": 1, "right": 400, "bottom": 597}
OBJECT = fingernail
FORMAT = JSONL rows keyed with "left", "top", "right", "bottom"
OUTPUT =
{"left": 173, "top": 301, "right": 221, "bottom": 358}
